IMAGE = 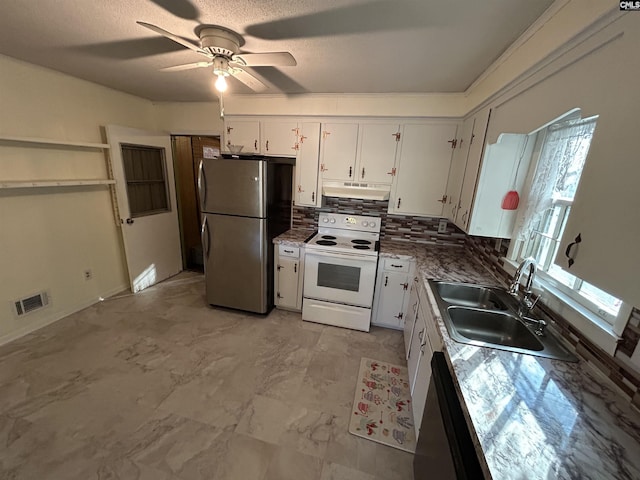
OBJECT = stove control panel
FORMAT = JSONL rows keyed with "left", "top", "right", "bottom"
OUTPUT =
{"left": 318, "top": 213, "right": 381, "bottom": 233}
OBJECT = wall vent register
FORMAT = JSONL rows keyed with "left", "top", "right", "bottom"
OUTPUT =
{"left": 14, "top": 291, "right": 49, "bottom": 317}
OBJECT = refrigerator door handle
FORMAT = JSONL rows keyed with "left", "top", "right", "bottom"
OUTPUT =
{"left": 197, "top": 159, "right": 207, "bottom": 209}
{"left": 201, "top": 216, "right": 211, "bottom": 258}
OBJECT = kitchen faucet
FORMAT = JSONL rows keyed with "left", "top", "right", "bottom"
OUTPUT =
{"left": 509, "top": 257, "right": 547, "bottom": 335}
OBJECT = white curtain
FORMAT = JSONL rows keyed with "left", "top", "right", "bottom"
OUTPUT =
{"left": 516, "top": 116, "right": 597, "bottom": 242}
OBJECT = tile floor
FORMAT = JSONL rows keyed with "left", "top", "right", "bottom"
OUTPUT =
{"left": 0, "top": 272, "right": 414, "bottom": 479}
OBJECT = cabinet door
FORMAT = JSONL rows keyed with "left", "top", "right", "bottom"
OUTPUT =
{"left": 390, "top": 123, "right": 458, "bottom": 217}
{"left": 275, "top": 255, "right": 300, "bottom": 310}
{"left": 407, "top": 312, "right": 427, "bottom": 396}
{"left": 411, "top": 303, "right": 434, "bottom": 435}
{"left": 372, "top": 270, "right": 409, "bottom": 329}
{"left": 320, "top": 123, "right": 359, "bottom": 182}
{"left": 357, "top": 124, "right": 400, "bottom": 183}
{"left": 295, "top": 122, "right": 321, "bottom": 207}
{"left": 404, "top": 277, "right": 420, "bottom": 358}
{"left": 263, "top": 121, "right": 298, "bottom": 157}
{"left": 225, "top": 120, "right": 260, "bottom": 154}
{"left": 444, "top": 118, "right": 474, "bottom": 222}
{"left": 455, "top": 107, "right": 491, "bottom": 231}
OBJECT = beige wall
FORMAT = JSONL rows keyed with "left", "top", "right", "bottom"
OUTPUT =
{"left": 153, "top": 101, "right": 223, "bottom": 135}
{"left": 0, "top": 55, "right": 157, "bottom": 343}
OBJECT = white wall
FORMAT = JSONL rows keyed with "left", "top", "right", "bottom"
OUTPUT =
{"left": 224, "top": 93, "right": 467, "bottom": 118}
{"left": 0, "top": 55, "right": 157, "bottom": 343}
{"left": 153, "top": 101, "right": 223, "bottom": 135}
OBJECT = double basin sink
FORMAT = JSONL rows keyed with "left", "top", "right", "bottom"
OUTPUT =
{"left": 430, "top": 281, "right": 577, "bottom": 362}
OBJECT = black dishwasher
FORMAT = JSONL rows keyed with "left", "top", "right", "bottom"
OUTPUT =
{"left": 413, "top": 352, "right": 485, "bottom": 479}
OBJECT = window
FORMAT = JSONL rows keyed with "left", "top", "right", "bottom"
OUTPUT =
{"left": 121, "top": 145, "right": 170, "bottom": 217}
{"left": 512, "top": 116, "right": 625, "bottom": 329}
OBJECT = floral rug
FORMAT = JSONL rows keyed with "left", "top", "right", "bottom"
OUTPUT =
{"left": 348, "top": 357, "right": 416, "bottom": 453}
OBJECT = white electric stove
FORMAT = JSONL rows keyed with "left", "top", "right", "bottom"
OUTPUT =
{"left": 303, "top": 213, "right": 381, "bottom": 332}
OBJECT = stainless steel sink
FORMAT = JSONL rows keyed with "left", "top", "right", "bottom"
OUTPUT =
{"left": 447, "top": 307, "right": 544, "bottom": 351}
{"left": 435, "top": 282, "right": 508, "bottom": 310}
{"left": 429, "top": 280, "right": 577, "bottom": 362}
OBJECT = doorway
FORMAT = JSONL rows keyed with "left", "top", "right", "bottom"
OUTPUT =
{"left": 172, "top": 135, "right": 221, "bottom": 271}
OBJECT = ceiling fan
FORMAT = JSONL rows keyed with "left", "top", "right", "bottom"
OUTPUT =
{"left": 137, "top": 21, "right": 297, "bottom": 93}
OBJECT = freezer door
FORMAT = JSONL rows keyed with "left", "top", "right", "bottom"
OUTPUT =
{"left": 202, "top": 213, "right": 269, "bottom": 313}
{"left": 199, "top": 158, "right": 266, "bottom": 217}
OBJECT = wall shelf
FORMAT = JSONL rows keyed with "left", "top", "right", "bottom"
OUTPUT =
{"left": 0, "top": 179, "right": 116, "bottom": 189}
{"left": 0, "top": 134, "right": 110, "bottom": 150}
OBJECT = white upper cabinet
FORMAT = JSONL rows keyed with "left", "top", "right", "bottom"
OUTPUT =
{"left": 295, "top": 122, "right": 322, "bottom": 207}
{"left": 466, "top": 133, "right": 534, "bottom": 238}
{"left": 389, "top": 123, "right": 458, "bottom": 217}
{"left": 320, "top": 123, "right": 359, "bottom": 182}
{"left": 444, "top": 118, "right": 474, "bottom": 222}
{"left": 262, "top": 121, "right": 299, "bottom": 157}
{"left": 455, "top": 108, "right": 491, "bottom": 232}
{"left": 224, "top": 120, "right": 260, "bottom": 154}
{"left": 356, "top": 124, "right": 401, "bottom": 184}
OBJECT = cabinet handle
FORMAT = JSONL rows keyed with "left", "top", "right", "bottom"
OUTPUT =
{"left": 297, "top": 185, "right": 303, "bottom": 193}
{"left": 311, "top": 191, "right": 315, "bottom": 203}
{"left": 266, "top": 140, "right": 269, "bottom": 151}
{"left": 384, "top": 275, "right": 388, "bottom": 287}
{"left": 565, "top": 233, "right": 582, "bottom": 268}
{"left": 392, "top": 132, "right": 401, "bottom": 141}
{"left": 349, "top": 166, "right": 352, "bottom": 178}
{"left": 390, "top": 264, "right": 403, "bottom": 268}
{"left": 226, "top": 126, "right": 233, "bottom": 134}
{"left": 418, "top": 328, "right": 425, "bottom": 342}
{"left": 254, "top": 140, "right": 257, "bottom": 150}
{"left": 294, "top": 263, "right": 297, "bottom": 273}
{"left": 401, "top": 282, "right": 408, "bottom": 290}
{"left": 462, "top": 210, "right": 468, "bottom": 223}
{"left": 299, "top": 135, "right": 307, "bottom": 143}
{"left": 361, "top": 167, "right": 365, "bottom": 179}
{"left": 437, "top": 194, "right": 447, "bottom": 204}
{"left": 387, "top": 167, "right": 396, "bottom": 176}
{"left": 394, "top": 312, "right": 404, "bottom": 320}
{"left": 397, "top": 198, "right": 401, "bottom": 209}
{"left": 284, "top": 249, "right": 294, "bottom": 254}
{"left": 320, "top": 164, "right": 327, "bottom": 172}
{"left": 277, "top": 264, "right": 282, "bottom": 271}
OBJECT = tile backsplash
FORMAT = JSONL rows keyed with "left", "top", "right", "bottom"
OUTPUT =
{"left": 466, "top": 235, "right": 640, "bottom": 407}
{"left": 293, "top": 197, "right": 466, "bottom": 245}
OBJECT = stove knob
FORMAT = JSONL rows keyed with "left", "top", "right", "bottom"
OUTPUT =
{"left": 329, "top": 218, "right": 336, "bottom": 224}
{"left": 369, "top": 221, "right": 376, "bottom": 228}
{"left": 322, "top": 218, "right": 329, "bottom": 223}
{"left": 362, "top": 221, "right": 369, "bottom": 227}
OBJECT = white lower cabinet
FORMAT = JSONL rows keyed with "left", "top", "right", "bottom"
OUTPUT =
{"left": 274, "top": 245, "right": 304, "bottom": 311}
{"left": 404, "top": 280, "right": 440, "bottom": 439}
{"left": 372, "top": 258, "right": 415, "bottom": 330}
{"left": 403, "top": 275, "right": 421, "bottom": 358}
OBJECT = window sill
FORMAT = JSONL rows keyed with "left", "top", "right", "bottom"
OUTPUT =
{"left": 502, "top": 258, "right": 620, "bottom": 355}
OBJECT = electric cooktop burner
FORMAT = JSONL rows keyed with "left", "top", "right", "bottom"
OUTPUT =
{"left": 351, "top": 239, "right": 372, "bottom": 245}
{"left": 321, "top": 235, "right": 337, "bottom": 240}
{"left": 316, "top": 240, "right": 337, "bottom": 246}
{"left": 352, "top": 245, "right": 371, "bottom": 250}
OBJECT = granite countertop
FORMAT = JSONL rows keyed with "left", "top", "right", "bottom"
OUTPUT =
{"left": 273, "top": 229, "right": 314, "bottom": 246}
{"left": 384, "top": 241, "right": 640, "bottom": 480}
{"left": 273, "top": 230, "right": 640, "bottom": 479}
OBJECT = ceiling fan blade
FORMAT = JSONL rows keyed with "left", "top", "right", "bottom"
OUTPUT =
{"left": 232, "top": 68, "right": 269, "bottom": 92}
{"left": 244, "top": 0, "right": 428, "bottom": 40}
{"left": 232, "top": 52, "right": 296, "bottom": 67}
{"left": 137, "top": 21, "right": 206, "bottom": 55}
{"left": 161, "top": 61, "right": 213, "bottom": 72}
{"left": 148, "top": 0, "right": 200, "bottom": 21}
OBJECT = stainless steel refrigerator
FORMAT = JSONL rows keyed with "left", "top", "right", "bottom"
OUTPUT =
{"left": 198, "top": 155, "right": 294, "bottom": 314}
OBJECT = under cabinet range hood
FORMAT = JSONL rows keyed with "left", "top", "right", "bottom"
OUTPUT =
{"left": 322, "top": 181, "right": 390, "bottom": 201}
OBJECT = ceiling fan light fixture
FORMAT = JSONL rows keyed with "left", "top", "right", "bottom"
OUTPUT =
{"left": 214, "top": 74, "right": 228, "bottom": 92}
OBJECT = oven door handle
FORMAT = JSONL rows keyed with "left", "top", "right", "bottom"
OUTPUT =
{"left": 305, "top": 250, "right": 378, "bottom": 263}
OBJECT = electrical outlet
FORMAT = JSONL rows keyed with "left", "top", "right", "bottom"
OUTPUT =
{"left": 437, "top": 219, "right": 447, "bottom": 233}
{"left": 84, "top": 269, "right": 92, "bottom": 280}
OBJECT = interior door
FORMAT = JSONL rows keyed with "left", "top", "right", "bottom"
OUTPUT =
{"left": 106, "top": 125, "right": 182, "bottom": 293}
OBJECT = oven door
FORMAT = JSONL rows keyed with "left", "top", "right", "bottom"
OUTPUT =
{"left": 303, "top": 250, "right": 378, "bottom": 308}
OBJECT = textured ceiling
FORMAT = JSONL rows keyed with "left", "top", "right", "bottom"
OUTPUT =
{"left": 0, "top": 0, "right": 555, "bottom": 101}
